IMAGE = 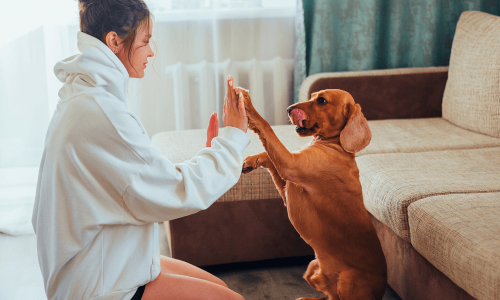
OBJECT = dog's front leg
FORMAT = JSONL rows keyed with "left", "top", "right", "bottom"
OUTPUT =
{"left": 236, "top": 88, "right": 300, "bottom": 183}
{"left": 242, "top": 152, "right": 287, "bottom": 206}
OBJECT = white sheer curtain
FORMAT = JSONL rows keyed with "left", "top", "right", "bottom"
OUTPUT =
{"left": 0, "top": 0, "right": 296, "bottom": 235}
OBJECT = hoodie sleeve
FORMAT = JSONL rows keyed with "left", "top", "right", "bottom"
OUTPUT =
{"left": 82, "top": 92, "right": 250, "bottom": 224}
{"left": 122, "top": 125, "right": 250, "bottom": 223}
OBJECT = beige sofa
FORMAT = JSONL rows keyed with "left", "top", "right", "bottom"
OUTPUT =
{"left": 151, "top": 11, "right": 500, "bottom": 300}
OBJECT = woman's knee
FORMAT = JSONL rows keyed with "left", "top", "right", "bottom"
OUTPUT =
{"left": 142, "top": 272, "right": 244, "bottom": 300}
{"left": 159, "top": 255, "right": 228, "bottom": 288}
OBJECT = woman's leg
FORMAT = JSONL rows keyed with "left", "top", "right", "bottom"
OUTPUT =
{"left": 142, "top": 272, "right": 245, "bottom": 300}
{"left": 140, "top": 255, "right": 245, "bottom": 300}
{"left": 158, "top": 255, "right": 227, "bottom": 288}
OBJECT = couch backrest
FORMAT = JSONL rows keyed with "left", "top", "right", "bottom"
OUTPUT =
{"left": 442, "top": 11, "right": 500, "bottom": 138}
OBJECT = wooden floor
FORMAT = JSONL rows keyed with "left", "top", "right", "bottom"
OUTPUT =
{"left": 158, "top": 223, "right": 402, "bottom": 300}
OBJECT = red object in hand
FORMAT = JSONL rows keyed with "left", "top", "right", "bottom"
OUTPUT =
{"left": 206, "top": 112, "right": 219, "bottom": 147}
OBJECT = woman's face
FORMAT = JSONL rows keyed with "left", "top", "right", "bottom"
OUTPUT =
{"left": 108, "top": 17, "right": 154, "bottom": 78}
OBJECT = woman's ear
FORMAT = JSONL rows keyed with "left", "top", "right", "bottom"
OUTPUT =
{"left": 339, "top": 103, "right": 371, "bottom": 154}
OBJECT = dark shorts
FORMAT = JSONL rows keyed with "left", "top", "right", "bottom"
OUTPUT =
{"left": 131, "top": 284, "right": 146, "bottom": 300}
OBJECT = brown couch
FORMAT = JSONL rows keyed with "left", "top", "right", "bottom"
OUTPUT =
{"left": 151, "top": 11, "right": 500, "bottom": 300}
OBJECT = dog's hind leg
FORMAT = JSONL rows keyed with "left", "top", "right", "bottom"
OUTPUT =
{"left": 337, "top": 269, "right": 386, "bottom": 300}
{"left": 303, "top": 259, "right": 322, "bottom": 291}
{"left": 300, "top": 259, "right": 340, "bottom": 300}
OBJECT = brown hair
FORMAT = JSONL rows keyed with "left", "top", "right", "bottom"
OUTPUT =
{"left": 78, "top": 0, "right": 156, "bottom": 74}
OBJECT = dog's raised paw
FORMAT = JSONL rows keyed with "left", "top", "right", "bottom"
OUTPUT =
{"left": 242, "top": 156, "right": 261, "bottom": 174}
{"left": 242, "top": 161, "right": 255, "bottom": 174}
{"left": 242, "top": 165, "right": 254, "bottom": 174}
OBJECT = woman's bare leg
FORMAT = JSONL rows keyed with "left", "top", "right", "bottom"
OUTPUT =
{"left": 141, "top": 255, "right": 244, "bottom": 300}
{"left": 142, "top": 272, "right": 245, "bottom": 300}
{"left": 159, "top": 255, "right": 227, "bottom": 287}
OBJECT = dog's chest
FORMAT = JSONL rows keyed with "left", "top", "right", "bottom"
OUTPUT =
{"left": 284, "top": 170, "right": 360, "bottom": 241}
{"left": 285, "top": 182, "right": 321, "bottom": 235}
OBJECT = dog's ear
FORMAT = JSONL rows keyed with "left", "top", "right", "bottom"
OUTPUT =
{"left": 339, "top": 103, "right": 371, "bottom": 154}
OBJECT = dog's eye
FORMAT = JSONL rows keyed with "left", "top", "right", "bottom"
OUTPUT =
{"left": 317, "top": 97, "right": 326, "bottom": 104}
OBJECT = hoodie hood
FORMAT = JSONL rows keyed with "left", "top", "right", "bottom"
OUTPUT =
{"left": 54, "top": 31, "right": 130, "bottom": 104}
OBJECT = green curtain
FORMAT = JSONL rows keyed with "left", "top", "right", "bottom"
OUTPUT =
{"left": 293, "top": 0, "right": 500, "bottom": 103}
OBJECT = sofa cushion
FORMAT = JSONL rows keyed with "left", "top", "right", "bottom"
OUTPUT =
{"left": 358, "top": 118, "right": 500, "bottom": 156}
{"left": 356, "top": 147, "right": 500, "bottom": 242}
{"left": 408, "top": 192, "right": 500, "bottom": 300}
{"left": 442, "top": 11, "right": 500, "bottom": 138}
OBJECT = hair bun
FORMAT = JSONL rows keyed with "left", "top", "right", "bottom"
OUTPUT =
{"left": 79, "top": 0, "right": 100, "bottom": 6}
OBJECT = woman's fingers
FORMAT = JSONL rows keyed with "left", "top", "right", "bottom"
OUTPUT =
{"left": 226, "top": 75, "right": 233, "bottom": 103}
{"left": 234, "top": 88, "right": 246, "bottom": 114}
{"left": 223, "top": 99, "right": 226, "bottom": 127}
{"left": 224, "top": 75, "right": 230, "bottom": 127}
{"left": 228, "top": 76, "right": 237, "bottom": 110}
{"left": 224, "top": 75, "right": 249, "bottom": 133}
{"left": 239, "top": 92, "right": 246, "bottom": 115}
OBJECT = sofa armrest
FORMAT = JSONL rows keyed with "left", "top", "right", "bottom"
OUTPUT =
{"left": 298, "top": 66, "right": 448, "bottom": 120}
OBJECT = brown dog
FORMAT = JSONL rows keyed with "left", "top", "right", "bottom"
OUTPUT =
{"left": 238, "top": 88, "right": 387, "bottom": 300}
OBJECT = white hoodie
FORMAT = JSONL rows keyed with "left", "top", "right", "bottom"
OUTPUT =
{"left": 32, "top": 31, "right": 250, "bottom": 300}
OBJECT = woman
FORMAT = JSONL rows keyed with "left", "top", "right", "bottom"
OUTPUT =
{"left": 32, "top": 0, "right": 248, "bottom": 299}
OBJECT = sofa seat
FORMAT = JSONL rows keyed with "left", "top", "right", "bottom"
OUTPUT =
{"left": 356, "top": 147, "right": 500, "bottom": 243}
{"left": 151, "top": 118, "right": 500, "bottom": 203}
{"left": 408, "top": 192, "right": 500, "bottom": 300}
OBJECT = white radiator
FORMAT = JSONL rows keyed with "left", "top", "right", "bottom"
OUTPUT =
{"left": 164, "top": 57, "right": 294, "bottom": 131}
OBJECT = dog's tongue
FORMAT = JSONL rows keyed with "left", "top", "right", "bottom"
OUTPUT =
{"left": 290, "top": 109, "right": 307, "bottom": 127}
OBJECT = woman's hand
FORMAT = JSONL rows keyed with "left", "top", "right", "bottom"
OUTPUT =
{"left": 206, "top": 112, "right": 219, "bottom": 147}
{"left": 223, "top": 75, "right": 248, "bottom": 133}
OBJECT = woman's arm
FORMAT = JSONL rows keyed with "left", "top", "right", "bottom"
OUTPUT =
{"left": 122, "top": 125, "right": 249, "bottom": 223}
{"left": 122, "top": 76, "right": 249, "bottom": 223}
